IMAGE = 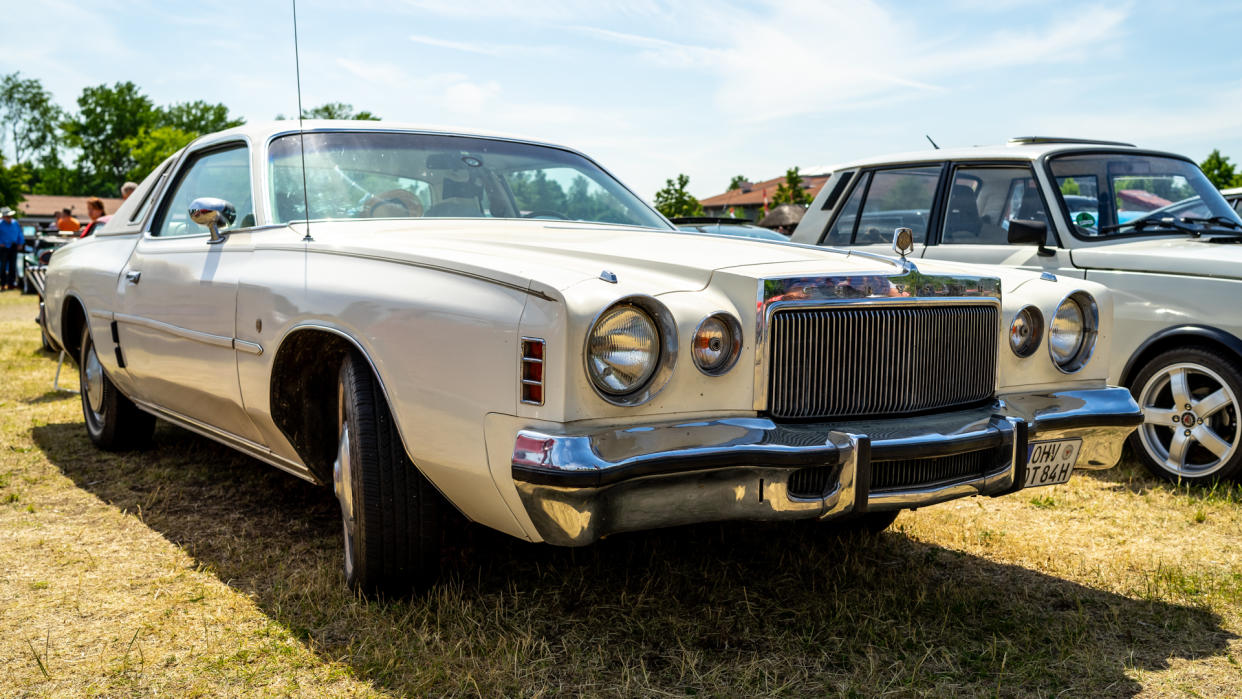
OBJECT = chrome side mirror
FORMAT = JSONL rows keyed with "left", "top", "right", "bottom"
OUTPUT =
{"left": 189, "top": 197, "right": 236, "bottom": 244}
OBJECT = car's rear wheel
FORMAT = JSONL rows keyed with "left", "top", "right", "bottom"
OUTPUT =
{"left": 79, "top": 326, "right": 154, "bottom": 450}
{"left": 1129, "top": 347, "right": 1242, "bottom": 483}
{"left": 335, "top": 352, "right": 442, "bottom": 594}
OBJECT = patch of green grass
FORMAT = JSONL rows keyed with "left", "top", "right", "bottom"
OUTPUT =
{"left": 1029, "top": 493, "right": 1057, "bottom": 509}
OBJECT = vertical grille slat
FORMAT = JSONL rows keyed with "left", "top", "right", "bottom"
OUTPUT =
{"left": 767, "top": 304, "right": 998, "bottom": 420}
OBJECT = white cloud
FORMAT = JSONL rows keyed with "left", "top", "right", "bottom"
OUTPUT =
{"left": 408, "top": 34, "right": 502, "bottom": 55}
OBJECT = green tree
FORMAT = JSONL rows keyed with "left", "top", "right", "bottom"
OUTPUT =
{"left": 284, "top": 102, "right": 381, "bottom": 120}
{"left": 1059, "top": 178, "right": 1080, "bottom": 195}
{"left": 0, "top": 72, "right": 63, "bottom": 165}
{"left": 653, "top": 173, "right": 703, "bottom": 218}
{"left": 0, "top": 156, "right": 29, "bottom": 209}
{"left": 728, "top": 174, "right": 748, "bottom": 190}
{"left": 121, "top": 126, "right": 198, "bottom": 182}
{"left": 62, "top": 81, "right": 157, "bottom": 194}
{"left": 158, "top": 100, "right": 244, "bottom": 134}
{"left": 770, "top": 167, "right": 811, "bottom": 207}
{"left": 1200, "top": 149, "right": 1240, "bottom": 189}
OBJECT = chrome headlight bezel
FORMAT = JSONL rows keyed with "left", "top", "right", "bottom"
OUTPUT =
{"left": 691, "top": 312, "right": 742, "bottom": 376}
{"left": 1048, "top": 291, "right": 1098, "bottom": 373}
{"left": 1009, "top": 305, "right": 1044, "bottom": 358}
{"left": 584, "top": 295, "right": 677, "bottom": 406}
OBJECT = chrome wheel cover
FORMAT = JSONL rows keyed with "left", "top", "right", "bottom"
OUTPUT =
{"left": 83, "top": 342, "right": 105, "bottom": 417}
{"left": 1139, "top": 362, "right": 1240, "bottom": 478}
{"left": 334, "top": 421, "right": 356, "bottom": 579}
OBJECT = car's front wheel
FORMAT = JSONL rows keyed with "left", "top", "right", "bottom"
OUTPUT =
{"left": 335, "top": 352, "right": 442, "bottom": 594}
{"left": 1129, "top": 347, "right": 1242, "bottom": 483}
{"left": 79, "top": 326, "right": 154, "bottom": 450}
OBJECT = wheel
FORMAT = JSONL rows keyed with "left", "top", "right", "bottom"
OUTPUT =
{"left": 79, "top": 326, "right": 154, "bottom": 450}
{"left": 335, "top": 352, "right": 442, "bottom": 594}
{"left": 1129, "top": 347, "right": 1242, "bottom": 483}
{"left": 826, "top": 510, "right": 900, "bottom": 536}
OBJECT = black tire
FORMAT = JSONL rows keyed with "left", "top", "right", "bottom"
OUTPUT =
{"left": 336, "top": 352, "right": 442, "bottom": 594}
{"left": 79, "top": 326, "right": 154, "bottom": 450}
{"left": 1128, "top": 347, "right": 1242, "bottom": 483}
{"left": 826, "top": 510, "right": 900, "bottom": 536}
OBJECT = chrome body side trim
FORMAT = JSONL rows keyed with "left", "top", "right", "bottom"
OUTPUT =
{"left": 233, "top": 339, "right": 264, "bottom": 356}
{"left": 752, "top": 270, "right": 1002, "bottom": 410}
{"left": 130, "top": 397, "right": 316, "bottom": 483}
{"left": 511, "top": 386, "right": 1138, "bottom": 546}
{"left": 114, "top": 312, "right": 234, "bottom": 349}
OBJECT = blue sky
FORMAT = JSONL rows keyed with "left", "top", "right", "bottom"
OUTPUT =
{"left": 7, "top": 0, "right": 1242, "bottom": 200}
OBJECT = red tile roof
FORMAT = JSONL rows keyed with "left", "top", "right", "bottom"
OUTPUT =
{"left": 700, "top": 173, "right": 831, "bottom": 208}
{"left": 17, "top": 194, "right": 126, "bottom": 218}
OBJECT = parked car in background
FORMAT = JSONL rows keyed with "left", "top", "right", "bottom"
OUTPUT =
{"left": 793, "top": 136, "right": 1242, "bottom": 483}
{"left": 1220, "top": 185, "right": 1242, "bottom": 216}
{"left": 22, "top": 223, "right": 77, "bottom": 350}
{"left": 671, "top": 216, "right": 790, "bottom": 241}
{"left": 43, "top": 122, "right": 1140, "bottom": 593}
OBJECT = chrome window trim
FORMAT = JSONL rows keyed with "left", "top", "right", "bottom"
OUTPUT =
{"left": 145, "top": 135, "right": 257, "bottom": 239}
{"left": 261, "top": 127, "right": 674, "bottom": 230}
{"left": 751, "top": 270, "right": 1003, "bottom": 411}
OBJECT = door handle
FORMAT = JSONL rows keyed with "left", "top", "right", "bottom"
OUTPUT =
{"left": 125, "top": 270, "right": 141, "bottom": 284}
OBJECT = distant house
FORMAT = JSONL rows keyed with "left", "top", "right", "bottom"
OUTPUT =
{"left": 16, "top": 193, "right": 126, "bottom": 228}
{"left": 699, "top": 172, "right": 832, "bottom": 221}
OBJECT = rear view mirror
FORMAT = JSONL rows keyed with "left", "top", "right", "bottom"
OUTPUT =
{"left": 1008, "top": 218, "right": 1055, "bottom": 257}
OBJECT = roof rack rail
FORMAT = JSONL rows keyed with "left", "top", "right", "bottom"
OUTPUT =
{"left": 1007, "top": 136, "right": 1136, "bottom": 147}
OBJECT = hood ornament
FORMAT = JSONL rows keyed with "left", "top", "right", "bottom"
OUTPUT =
{"left": 892, "top": 227, "right": 918, "bottom": 271}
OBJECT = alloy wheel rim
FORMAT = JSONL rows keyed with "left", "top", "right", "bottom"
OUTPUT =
{"left": 83, "top": 342, "right": 105, "bottom": 416}
{"left": 1139, "top": 362, "right": 1240, "bottom": 477}
{"left": 333, "top": 421, "right": 356, "bottom": 578}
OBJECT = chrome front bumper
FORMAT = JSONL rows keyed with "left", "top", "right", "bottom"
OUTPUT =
{"left": 511, "top": 388, "right": 1141, "bottom": 546}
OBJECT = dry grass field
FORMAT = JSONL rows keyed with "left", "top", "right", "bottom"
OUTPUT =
{"left": 2, "top": 290, "right": 1242, "bottom": 697}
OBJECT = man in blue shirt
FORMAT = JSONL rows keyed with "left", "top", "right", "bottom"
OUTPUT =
{"left": 0, "top": 207, "right": 23, "bottom": 290}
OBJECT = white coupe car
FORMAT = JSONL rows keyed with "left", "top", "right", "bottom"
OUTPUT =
{"left": 43, "top": 123, "right": 1139, "bottom": 592}
{"left": 793, "top": 137, "right": 1242, "bottom": 484}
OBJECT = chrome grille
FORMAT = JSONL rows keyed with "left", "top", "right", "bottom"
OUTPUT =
{"left": 871, "top": 450, "right": 993, "bottom": 492}
{"left": 767, "top": 304, "right": 997, "bottom": 419}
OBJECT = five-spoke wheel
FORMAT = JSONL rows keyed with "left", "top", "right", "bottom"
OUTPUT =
{"left": 1130, "top": 348, "right": 1242, "bottom": 483}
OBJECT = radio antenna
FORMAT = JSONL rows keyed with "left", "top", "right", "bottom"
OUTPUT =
{"left": 925, "top": 134, "right": 940, "bottom": 150}
{"left": 291, "top": 0, "right": 312, "bottom": 241}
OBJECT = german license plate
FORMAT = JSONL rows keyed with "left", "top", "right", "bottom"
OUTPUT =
{"left": 1024, "top": 439, "right": 1081, "bottom": 488}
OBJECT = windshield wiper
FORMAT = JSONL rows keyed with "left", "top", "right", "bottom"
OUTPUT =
{"left": 1179, "top": 215, "right": 1242, "bottom": 231}
{"left": 1098, "top": 216, "right": 1196, "bottom": 234}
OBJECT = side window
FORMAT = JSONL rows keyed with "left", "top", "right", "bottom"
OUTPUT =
{"left": 944, "top": 165, "right": 1051, "bottom": 245}
{"left": 821, "top": 172, "right": 868, "bottom": 246}
{"left": 852, "top": 167, "right": 939, "bottom": 245}
{"left": 154, "top": 145, "right": 253, "bottom": 237}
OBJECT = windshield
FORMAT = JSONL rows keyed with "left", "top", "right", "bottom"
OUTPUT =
{"left": 267, "top": 131, "right": 668, "bottom": 229}
{"left": 1048, "top": 153, "right": 1242, "bottom": 238}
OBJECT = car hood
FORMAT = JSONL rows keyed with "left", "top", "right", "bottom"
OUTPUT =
{"left": 300, "top": 219, "right": 945, "bottom": 294}
{"left": 1070, "top": 236, "right": 1242, "bottom": 280}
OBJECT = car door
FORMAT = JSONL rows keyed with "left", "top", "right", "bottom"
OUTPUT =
{"left": 920, "top": 162, "right": 1082, "bottom": 278}
{"left": 820, "top": 165, "right": 944, "bottom": 259}
{"left": 115, "top": 142, "right": 265, "bottom": 443}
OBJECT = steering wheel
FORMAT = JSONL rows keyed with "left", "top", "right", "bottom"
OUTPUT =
{"left": 522, "top": 210, "right": 569, "bottom": 220}
{"left": 364, "top": 189, "right": 424, "bottom": 218}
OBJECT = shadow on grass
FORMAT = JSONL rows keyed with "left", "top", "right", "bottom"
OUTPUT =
{"left": 23, "top": 389, "right": 79, "bottom": 405}
{"left": 33, "top": 421, "right": 1236, "bottom": 696}
{"left": 1084, "top": 453, "right": 1242, "bottom": 503}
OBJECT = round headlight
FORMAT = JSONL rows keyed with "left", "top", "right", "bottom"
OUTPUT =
{"left": 1009, "top": 305, "right": 1043, "bottom": 358}
{"left": 587, "top": 304, "right": 660, "bottom": 395}
{"left": 1048, "top": 292, "right": 1098, "bottom": 371}
{"left": 692, "top": 313, "right": 741, "bottom": 375}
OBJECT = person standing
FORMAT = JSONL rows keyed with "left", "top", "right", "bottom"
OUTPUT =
{"left": 121, "top": 181, "right": 138, "bottom": 200}
{"left": 81, "top": 197, "right": 111, "bottom": 237}
{"left": 56, "top": 208, "right": 81, "bottom": 233}
{"left": 0, "top": 207, "right": 22, "bottom": 291}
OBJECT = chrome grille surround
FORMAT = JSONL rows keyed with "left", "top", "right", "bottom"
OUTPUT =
{"left": 754, "top": 267, "right": 1002, "bottom": 418}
